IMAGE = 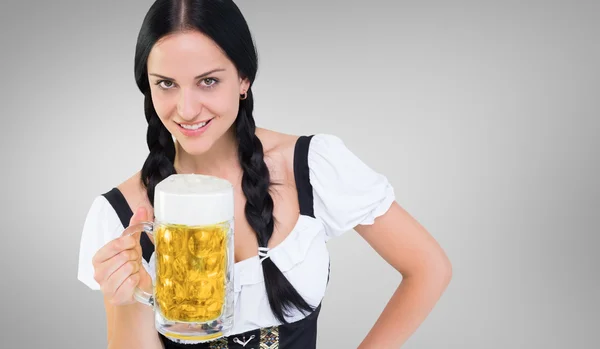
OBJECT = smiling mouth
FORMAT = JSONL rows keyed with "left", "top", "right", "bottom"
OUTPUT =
{"left": 177, "top": 118, "right": 214, "bottom": 130}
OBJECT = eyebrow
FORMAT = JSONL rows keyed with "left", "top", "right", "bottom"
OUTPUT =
{"left": 149, "top": 68, "right": 226, "bottom": 80}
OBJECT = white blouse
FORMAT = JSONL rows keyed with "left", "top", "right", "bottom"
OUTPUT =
{"left": 77, "top": 133, "right": 395, "bottom": 337}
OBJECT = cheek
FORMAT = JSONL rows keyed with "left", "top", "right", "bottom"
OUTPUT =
{"left": 150, "top": 90, "right": 176, "bottom": 120}
{"left": 206, "top": 89, "right": 240, "bottom": 119}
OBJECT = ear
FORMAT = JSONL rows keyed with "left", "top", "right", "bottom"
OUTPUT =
{"left": 239, "top": 77, "right": 250, "bottom": 94}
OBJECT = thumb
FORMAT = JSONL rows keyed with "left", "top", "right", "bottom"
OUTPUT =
{"left": 124, "top": 207, "right": 154, "bottom": 245}
{"left": 129, "top": 206, "right": 149, "bottom": 226}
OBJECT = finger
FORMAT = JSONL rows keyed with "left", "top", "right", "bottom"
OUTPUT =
{"left": 112, "top": 272, "right": 141, "bottom": 305}
{"left": 129, "top": 206, "right": 149, "bottom": 227}
{"left": 92, "top": 234, "right": 137, "bottom": 266}
{"left": 121, "top": 207, "right": 150, "bottom": 241}
{"left": 94, "top": 248, "right": 138, "bottom": 286}
{"left": 102, "top": 260, "right": 141, "bottom": 301}
{"left": 126, "top": 206, "right": 155, "bottom": 246}
{"left": 96, "top": 248, "right": 139, "bottom": 285}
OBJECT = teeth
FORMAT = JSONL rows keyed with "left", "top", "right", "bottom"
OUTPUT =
{"left": 180, "top": 121, "right": 208, "bottom": 130}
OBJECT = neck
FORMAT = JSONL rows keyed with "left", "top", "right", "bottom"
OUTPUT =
{"left": 174, "top": 127, "right": 241, "bottom": 180}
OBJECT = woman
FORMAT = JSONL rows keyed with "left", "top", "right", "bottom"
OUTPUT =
{"left": 77, "top": 0, "right": 452, "bottom": 348}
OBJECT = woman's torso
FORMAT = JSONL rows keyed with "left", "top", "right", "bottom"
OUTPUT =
{"left": 112, "top": 129, "right": 328, "bottom": 348}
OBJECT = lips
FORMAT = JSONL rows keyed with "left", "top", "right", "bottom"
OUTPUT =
{"left": 176, "top": 118, "right": 214, "bottom": 137}
{"left": 178, "top": 118, "right": 213, "bottom": 130}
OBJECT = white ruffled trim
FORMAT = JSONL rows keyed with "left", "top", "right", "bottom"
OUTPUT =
{"left": 356, "top": 183, "right": 396, "bottom": 226}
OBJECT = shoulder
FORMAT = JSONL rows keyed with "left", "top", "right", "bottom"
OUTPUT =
{"left": 255, "top": 127, "right": 301, "bottom": 182}
{"left": 256, "top": 128, "right": 349, "bottom": 179}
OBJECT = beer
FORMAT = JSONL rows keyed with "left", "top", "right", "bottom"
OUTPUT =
{"left": 155, "top": 222, "right": 230, "bottom": 322}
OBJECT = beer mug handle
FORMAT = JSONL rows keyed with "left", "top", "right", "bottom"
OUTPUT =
{"left": 122, "top": 221, "right": 156, "bottom": 308}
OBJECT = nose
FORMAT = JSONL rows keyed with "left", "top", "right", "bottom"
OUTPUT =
{"left": 176, "top": 88, "right": 203, "bottom": 121}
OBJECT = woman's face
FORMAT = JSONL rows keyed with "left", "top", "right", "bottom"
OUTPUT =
{"left": 147, "top": 30, "right": 250, "bottom": 155}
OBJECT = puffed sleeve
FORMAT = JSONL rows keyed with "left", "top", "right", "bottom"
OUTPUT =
{"left": 308, "top": 134, "right": 396, "bottom": 239}
{"left": 77, "top": 195, "right": 125, "bottom": 290}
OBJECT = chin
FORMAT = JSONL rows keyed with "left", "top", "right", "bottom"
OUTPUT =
{"left": 176, "top": 138, "right": 215, "bottom": 156}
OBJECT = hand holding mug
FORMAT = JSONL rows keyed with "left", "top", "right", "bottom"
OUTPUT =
{"left": 92, "top": 207, "right": 153, "bottom": 306}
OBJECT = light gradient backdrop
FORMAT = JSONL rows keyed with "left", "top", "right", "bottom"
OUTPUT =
{"left": 1, "top": 0, "right": 598, "bottom": 348}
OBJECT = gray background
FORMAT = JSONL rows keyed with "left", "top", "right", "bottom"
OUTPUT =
{"left": 1, "top": 0, "right": 598, "bottom": 348}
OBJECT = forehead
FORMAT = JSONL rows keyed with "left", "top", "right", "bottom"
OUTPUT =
{"left": 147, "top": 30, "right": 231, "bottom": 74}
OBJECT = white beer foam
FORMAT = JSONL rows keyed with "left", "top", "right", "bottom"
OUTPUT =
{"left": 154, "top": 174, "right": 234, "bottom": 225}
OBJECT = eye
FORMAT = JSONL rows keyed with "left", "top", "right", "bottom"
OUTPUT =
{"left": 156, "top": 80, "right": 175, "bottom": 90}
{"left": 200, "top": 78, "right": 218, "bottom": 88}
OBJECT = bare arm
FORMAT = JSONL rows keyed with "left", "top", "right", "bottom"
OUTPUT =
{"left": 104, "top": 296, "right": 115, "bottom": 342}
{"left": 106, "top": 300, "right": 164, "bottom": 349}
{"left": 355, "top": 202, "right": 453, "bottom": 348}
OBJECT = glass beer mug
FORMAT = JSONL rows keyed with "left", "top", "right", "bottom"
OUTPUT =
{"left": 123, "top": 174, "right": 235, "bottom": 343}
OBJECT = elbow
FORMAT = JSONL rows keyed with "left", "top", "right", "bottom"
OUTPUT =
{"left": 437, "top": 255, "right": 453, "bottom": 287}
{"left": 428, "top": 253, "right": 453, "bottom": 290}
{"left": 404, "top": 252, "right": 453, "bottom": 289}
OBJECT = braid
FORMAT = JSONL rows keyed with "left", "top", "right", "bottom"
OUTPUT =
{"left": 235, "top": 89, "right": 314, "bottom": 323}
{"left": 140, "top": 92, "right": 177, "bottom": 205}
